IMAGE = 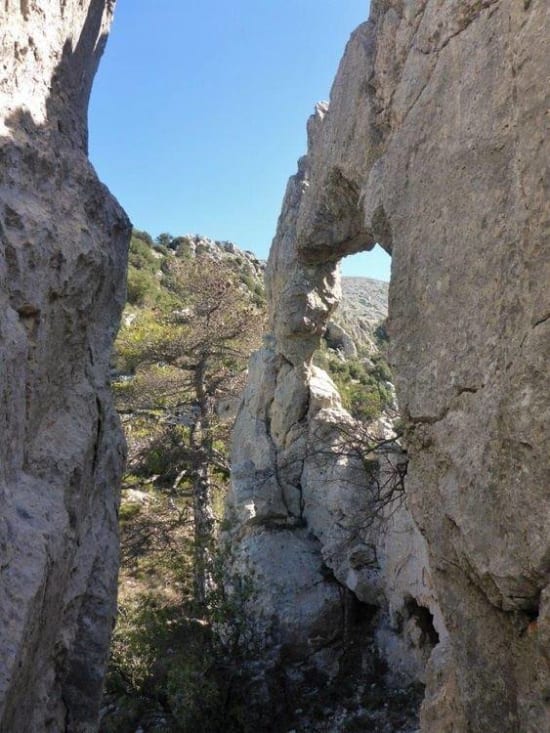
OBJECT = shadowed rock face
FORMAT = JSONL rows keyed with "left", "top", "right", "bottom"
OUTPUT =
{"left": 0, "top": 2, "right": 130, "bottom": 730}
{"left": 232, "top": 1, "right": 550, "bottom": 730}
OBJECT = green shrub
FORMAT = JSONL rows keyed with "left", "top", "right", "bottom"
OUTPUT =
{"left": 340, "top": 382, "right": 382, "bottom": 421}
{"left": 129, "top": 235, "right": 159, "bottom": 272}
{"left": 374, "top": 321, "right": 389, "bottom": 345}
{"left": 127, "top": 268, "right": 158, "bottom": 306}
{"left": 312, "top": 342, "right": 394, "bottom": 422}
{"left": 132, "top": 229, "right": 154, "bottom": 247}
{"left": 371, "top": 355, "right": 392, "bottom": 383}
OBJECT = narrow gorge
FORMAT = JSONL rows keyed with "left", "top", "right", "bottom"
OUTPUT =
{"left": 1, "top": 1, "right": 550, "bottom": 731}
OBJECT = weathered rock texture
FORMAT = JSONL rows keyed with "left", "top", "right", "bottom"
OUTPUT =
{"left": 229, "top": 54, "right": 442, "bottom": 733}
{"left": 0, "top": 2, "right": 129, "bottom": 730}
{"left": 230, "top": 1, "right": 550, "bottom": 731}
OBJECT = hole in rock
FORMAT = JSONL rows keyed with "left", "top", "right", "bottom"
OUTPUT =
{"left": 340, "top": 591, "right": 382, "bottom": 679}
{"left": 404, "top": 598, "right": 440, "bottom": 649}
{"left": 346, "top": 593, "right": 379, "bottom": 632}
{"left": 339, "top": 244, "right": 391, "bottom": 281}
{"left": 315, "top": 246, "right": 394, "bottom": 423}
{"left": 86, "top": 6, "right": 402, "bottom": 731}
{"left": 525, "top": 605, "right": 540, "bottom": 623}
{"left": 335, "top": 246, "right": 390, "bottom": 353}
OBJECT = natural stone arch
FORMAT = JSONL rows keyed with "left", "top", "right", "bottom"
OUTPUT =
{"left": 229, "top": 2, "right": 550, "bottom": 732}
{"left": 227, "top": 26, "right": 445, "bottom": 724}
{"left": 2, "top": 1, "right": 550, "bottom": 731}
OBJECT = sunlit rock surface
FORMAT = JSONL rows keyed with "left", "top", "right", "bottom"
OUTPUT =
{"left": 0, "top": 1, "right": 129, "bottom": 729}
{"left": 231, "top": 1, "right": 550, "bottom": 730}
{"left": 229, "top": 36, "right": 441, "bottom": 731}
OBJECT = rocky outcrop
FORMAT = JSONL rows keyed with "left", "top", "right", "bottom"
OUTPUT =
{"left": 331, "top": 276, "right": 389, "bottom": 354}
{"left": 229, "top": 80, "right": 443, "bottom": 733}
{"left": 0, "top": 2, "right": 129, "bottom": 730}
{"left": 170, "top": 233, "right": 265, "bottom": 276}
{"left": 231, "top": 1, "right": 550, "bottom": 730}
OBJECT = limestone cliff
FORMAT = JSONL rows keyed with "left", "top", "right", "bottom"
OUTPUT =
{"left": 230, "top": 1, "right": 550, "bottom": 730}
{"left": 0, "top": 2, "right": 129, "bottom": 730}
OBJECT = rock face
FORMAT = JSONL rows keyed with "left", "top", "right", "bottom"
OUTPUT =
{"left": 230, "top": 1, "right": 550, "bottom": 730}
{"left": 0, "top": 2, "right": 129, "bottom": 731}
{"left": 229, "top": 66, "right": 443, "bottom": 733}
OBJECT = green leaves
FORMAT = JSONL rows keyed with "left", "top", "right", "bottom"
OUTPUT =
{"left": 313, "top": 346, "right": 393, "bottom": 422}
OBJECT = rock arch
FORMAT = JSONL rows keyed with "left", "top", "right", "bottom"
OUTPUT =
{"left": 228, "top": 21, "right": 448, "bottom": 726}
{"left": 229, "top": 3, "right": 550, "bottom": 732}
{"left": 2, "top": 1, "right": 550, "bottom": 731}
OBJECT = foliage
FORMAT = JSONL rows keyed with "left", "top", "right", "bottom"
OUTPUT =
{"left": 129, "top": 232, "right": 161, "bottom": 273}
{"left": 104, "top": 229, "right": 267, "bottom": 730}
{"left": 103, "top": 484, "right": 261, "bottom": 733}
{"left": 108, "top": 229, "right": 403, "bottom": 731}
{"left": 125, "top": 231, "right": 164, "bottom": 306}
{"left": 118, "top": 250, "right": 264, "bottom": 598}
{"left": 156, "top": 232, "right": 175, "bottom": 249}
{"left": 313, "top": 340, "right": 394, "bottom": 422}
{"left": 374, "top": 320, "right": 389, "bottom": 345}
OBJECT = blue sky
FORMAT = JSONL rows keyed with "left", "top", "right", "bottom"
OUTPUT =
{"left": 89, "top": 0, "right": 390, "bottom": 280}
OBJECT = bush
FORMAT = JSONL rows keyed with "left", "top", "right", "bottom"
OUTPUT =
{"left": 139, "top": 426, "right": 190, "bottom": 484}
{"left": 127, "top": 268, "right": 158, "bottom": 306}
{"left": 132, "top": 228, "right": 154, "bottom": 247}
{"left": 312, "top": 342, "right": 394, "bottom": 422}
{"left": 371, "top": 355, "right": 392, "bottom": 383}
{"left": 374, "top": 321, "right": 389, "bottom": 345}
{"left": 104, "top": 526, "right": 261, "bottom": 733}
{"left": 156, "top": 232, "right": 174, "bottom": 249}
{"left": 129, "top": 234, "right": 159, "bottom": 272}
{"left": 340, "top": 382, "right": 382, "bottom": 422}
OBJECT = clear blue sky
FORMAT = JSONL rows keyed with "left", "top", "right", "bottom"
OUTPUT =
{"left": 89, "top": 0, "right": 390, "bottom": 281}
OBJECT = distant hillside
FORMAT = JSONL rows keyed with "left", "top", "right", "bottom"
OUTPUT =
{"left": 341, "top": 276, "right": 389, "bottom": 325}
{"left": 328, "top": 276, "right": 389, "bottom": 354}
{"left": 125, "top": 230, "right": 265, "bottom": 311}
{"left": 315, "top": 276, "right": 393, "bottom": 422}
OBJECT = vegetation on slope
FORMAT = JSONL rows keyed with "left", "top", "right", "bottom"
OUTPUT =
{"left": 102, "top": 231, "right": 265, "bottom": 731}
{"left": 102, "top": 232, "right": 398, "bottom": 731}
{"left": 314, "top": 323, "right": 395, "bottom": 423}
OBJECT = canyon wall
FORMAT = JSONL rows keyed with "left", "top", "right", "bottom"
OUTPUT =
{"left": 0, "top": 2, "right": 129, "bottom": 730}
{"left": 230, "top": 1, "right": 550, "bottom": 730}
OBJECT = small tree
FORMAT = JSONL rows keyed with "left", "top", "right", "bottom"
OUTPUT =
{"left": 155, "top": 232, "right": 174, "bottom": 249}
{"left": 117, "top": 255, "right": 264, "bottom": 605}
